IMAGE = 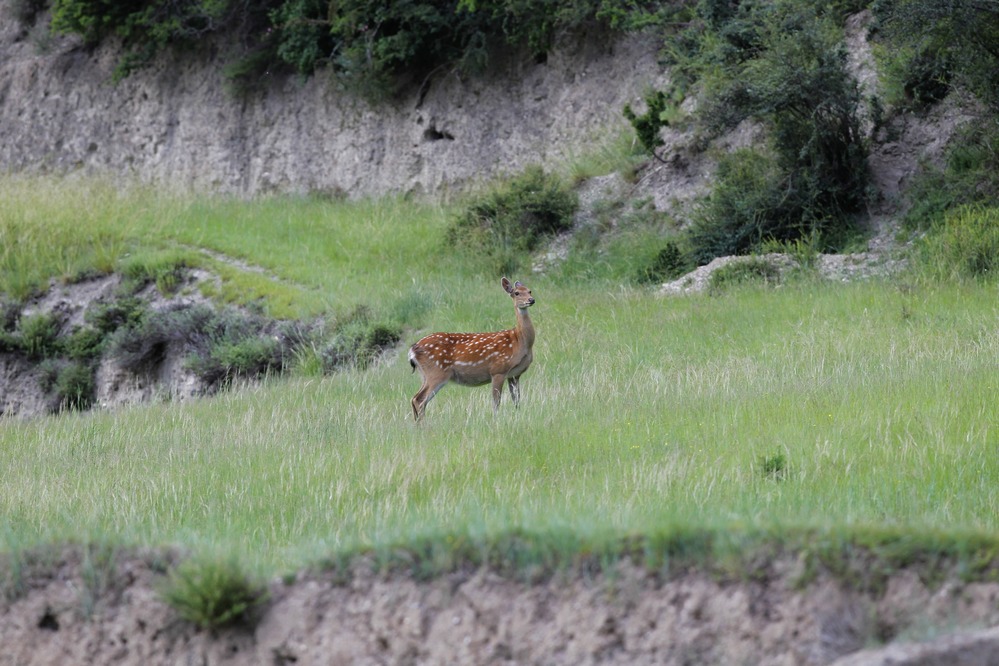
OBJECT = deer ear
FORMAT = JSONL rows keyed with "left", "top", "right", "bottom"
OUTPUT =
{"left": 502, "top": 277, "right": 513, "bottom": 294}
{"left": 514, "top": 281, "right": 524, "bottom": 288}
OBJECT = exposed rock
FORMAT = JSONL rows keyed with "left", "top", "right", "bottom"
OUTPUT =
{"left": 658, "top": 251, "right": 908, "bottom": 296}
{"left": 1, "top": 551, "right": 997, "bottom": 666}
{"left": 0, "top": 2, "right": 662, "bottom": 198}
{"left": 0, "top": 273, "right": 216, "bottom": 418}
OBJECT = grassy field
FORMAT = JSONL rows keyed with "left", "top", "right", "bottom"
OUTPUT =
{"left": 1, "top": 176, "right": 998, "bottom": 578}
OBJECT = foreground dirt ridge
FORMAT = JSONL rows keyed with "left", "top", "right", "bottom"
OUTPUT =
{"left": 2, "top": 553, "right": 998, "bottom": 665}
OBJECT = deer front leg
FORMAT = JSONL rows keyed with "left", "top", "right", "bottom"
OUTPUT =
{"left": 491, "top": 374, "right": 506, "bottom": 414}
{"left": 508, "top": 376, "right": 520, "bottom": 407}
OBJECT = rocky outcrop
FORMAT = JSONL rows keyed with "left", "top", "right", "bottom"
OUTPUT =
{"left": 0, "top": 2, "right": 661, "bottom": 198}
{"left": 2, "top": 551, "right": 998, "bottom": 666}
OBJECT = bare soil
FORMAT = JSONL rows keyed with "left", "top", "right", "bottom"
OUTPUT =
{"left": 2, "top": 550, "right": 998, "bottom": 665}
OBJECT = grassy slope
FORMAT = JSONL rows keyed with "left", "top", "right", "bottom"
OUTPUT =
{"left": 1, "top": 177, "right": 998, "bottom": 577}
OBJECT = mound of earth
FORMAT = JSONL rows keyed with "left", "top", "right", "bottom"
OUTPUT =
{"left": 1, "top": 550, "right": 998, "bottom": 665}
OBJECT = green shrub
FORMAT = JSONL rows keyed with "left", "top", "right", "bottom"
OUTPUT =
{"left": 120, "top": 253, "right": 194, "bottom": 295}
{"left": 624, "top": 86, "right": 685, "bottom": 154}
{"left": 62, "top": 326, "right": 106, "bottom": 361}
{"left": 18, "top": 313, "right": 61, "bottom": 360}
{"left": 85, "top": 297, "right": 148, "bottom": 334}
{"left": 448, "top": 166, "right": 578, "bottom": 273}
{"left": 160, "top": 557, "right": 267, "bottom": 630}
{"left": 54, "top": 362, "right": 95, "bottom": 411}
{"left": 875, "top": 0, "right": 999, "bottom": 109}
{"left": 188, "top": 335, "right": 284, "bottom": 386}
{"left": 50, "top": 0, "right": 241, "bottom": 80}
{"left": 636, "top": 241, "right": 689, "bottom": 285}
{"left": 663, "top": 1, "right": 867, "bottom": 264}
{"left": 688, "top": 149, "right": 784, "bottom": 264}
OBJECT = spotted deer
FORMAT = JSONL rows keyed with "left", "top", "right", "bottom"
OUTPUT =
{"left": 409, "top": 277, "right": 536, "bottom": 421}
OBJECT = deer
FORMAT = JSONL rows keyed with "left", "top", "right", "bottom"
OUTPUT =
{"left": 409, "top": 277, "right": 536, "bottom": 421}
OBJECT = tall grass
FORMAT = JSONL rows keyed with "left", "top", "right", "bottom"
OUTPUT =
{"left": 1, "top": 272, "right": 996, "bottom": 575}
{"left": 2, "top": 176, "right": 997, "bottom": 578}
{"left": 0, "top": 175, "right": 457, "bottom": 319}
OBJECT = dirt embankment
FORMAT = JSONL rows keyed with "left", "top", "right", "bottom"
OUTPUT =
{"left": 2, "top": 551, "right": 998, "bottom": 665}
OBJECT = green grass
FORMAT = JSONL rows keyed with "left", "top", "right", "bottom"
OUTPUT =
{"left": 1, "top": 176, "right": 998, "bottom": 580}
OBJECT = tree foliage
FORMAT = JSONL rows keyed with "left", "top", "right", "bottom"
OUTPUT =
{"left": 874, "top": 0, "right": 999, "bottom": 109}
{"left": 668, "top": 1, "right": 868, "bottom": 264}
{"left": 46, "top": 0, "right": 629, "bottom": 90}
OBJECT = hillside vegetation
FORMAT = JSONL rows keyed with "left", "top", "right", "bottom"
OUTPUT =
{"left": 2, "top": 0, "right": 999, "bottom": 645}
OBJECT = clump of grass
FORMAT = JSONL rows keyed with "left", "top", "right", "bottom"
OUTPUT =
{"left": 160, "top": 557, "right": 267, "bottom": 630}
{"left": 17, "top": 313, "right": 61, "bottom": 360}
{"left": 708, "top": 258, "right": 781, "bottom": 293}
{"left": 120, "top": 250, "right": 198, "bottom": 295}
{"left": 916, "top": 204, "right": 999, "bottom": 280}
{"left": 53, "top": 361, "right": 96, "bottom": 411}
{"left": 760, "top": 452, "right": 788, "bottom": 481}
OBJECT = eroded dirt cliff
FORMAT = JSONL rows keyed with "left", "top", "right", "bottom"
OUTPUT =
{"left": 0, "top": 1, "right": 661, "bottom": 198}
{"left": 2, "top": 550, "right": 998, "bottom": 665}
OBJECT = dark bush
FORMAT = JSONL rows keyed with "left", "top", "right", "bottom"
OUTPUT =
{"left": 624, "top": 87, "right": 683, "bottom": 154}
{"left": 449, "top": 166, "right": 578, "bottom": 273}
{"left": 875, "top": 0, "right": 999, "bottom": 109}
{"left": 636, "top": 241, "right": 689, "bottom": 284}
{"left": 687, "top": 149, "right": 784, "bottom": 264}
{"left": 679, "top": 2, "right": 867, "bottom": 264}
{"left": 106, "top": 305, "right": 190, "bottom": 372}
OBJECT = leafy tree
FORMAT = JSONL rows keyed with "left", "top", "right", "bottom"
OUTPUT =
{"left": 875, "top": 0, "right": 999, "bottom": 109}
{"left": 685, "top": 1, "right": 868, "bottom": 263}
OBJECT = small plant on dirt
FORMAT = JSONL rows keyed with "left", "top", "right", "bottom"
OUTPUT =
{"left": 62, "top": 326, "right": 106, "bottom": 361}
{"left": 120, "top": 253, "right": 194, "bottom": 295}
{"left": 623, "top": 85, "right": 685, "bottom": 154}
{"left": 54, "top": 361, "right": 96, "bottom": 411}
{"left": 85, "top": 297, "right": 148, "bottom": 334}
{"left": 160, "top": 557, "right": 267, "bottom": 630}
{"left": 17, "top": 313, "right": 61, "bottom": 360}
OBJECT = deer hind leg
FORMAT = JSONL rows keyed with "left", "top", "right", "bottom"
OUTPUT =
{"left": 412, "top": 373, "right": 449, "bottom": 421}
{"left": 507, "top": 376, "right": 520, "bottom": 407}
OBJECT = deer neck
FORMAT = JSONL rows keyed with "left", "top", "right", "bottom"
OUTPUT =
{"left": 515, "top": 306, "right": 535, "bottom": 349}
